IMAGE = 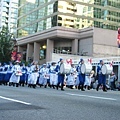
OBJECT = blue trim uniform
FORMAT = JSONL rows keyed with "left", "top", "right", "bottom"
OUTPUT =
{"left": 76, "top": 64, "right": 85, "bottom": 91}
{"left": 56, "top": 63, "right": 65, "bottom": 91}
{"left": 96, "top": 65, "right": 107, "bottom": 92}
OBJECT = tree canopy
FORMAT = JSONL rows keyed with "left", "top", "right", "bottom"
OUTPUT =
{"left": 0, "top": 26, "right": 14, "bottom": 64}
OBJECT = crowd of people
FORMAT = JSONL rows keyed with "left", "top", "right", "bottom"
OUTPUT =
{"left": 0, "top": 58, "right": 119, "bottom": 92}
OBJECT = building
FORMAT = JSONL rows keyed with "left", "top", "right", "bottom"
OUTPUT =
{"left": 17, "top": 0, "right": 120, "bottom": 38}
{"left": 17, "top": 0, "right": 120, "bottom": 81}
{"left": 0, "top": 0, "right": 18, "bottom": 33}
{"left": 17, "top": 0, "right": 120, "bottom": 64}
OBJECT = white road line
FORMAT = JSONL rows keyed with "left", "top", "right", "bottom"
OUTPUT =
{"left": 66, "top": 93, "right": 117, "bottom": 101}
{"left": 0, "top": 96, "right": 31, "bottom": 105}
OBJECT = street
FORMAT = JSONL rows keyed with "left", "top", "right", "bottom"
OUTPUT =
{"left": 0, "top": 85, "right": 120, "bottom": 120}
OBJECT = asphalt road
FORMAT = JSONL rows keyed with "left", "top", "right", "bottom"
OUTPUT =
{"left": 0, "top": 85, "right": 120, "bottom": 120}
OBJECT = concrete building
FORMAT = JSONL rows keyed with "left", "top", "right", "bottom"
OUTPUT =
{"left": 17, "top": 26, "right": 120, "bottom": 63}
{"left": 0, "top": 0, "right": 18, "bottom": 33}
{"left": 17, "top": 0, "right": 120, "bottom": 38}
{"left": 17, "top": 0, "right": 120, "bottom": 64}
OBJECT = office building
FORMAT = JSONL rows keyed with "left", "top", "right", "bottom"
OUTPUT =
{"left": 0, "top": 0, "right": 18, "bottom": 33}
{"left": 17, "top": 0, "right": 120, "bottom": 63}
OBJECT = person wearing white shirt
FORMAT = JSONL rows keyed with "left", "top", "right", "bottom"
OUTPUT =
{"left": 9, "top": 61, "right": 22, "bottom": 87}
{"left": 39, "top": 64, "right": 49, "bottom": 88}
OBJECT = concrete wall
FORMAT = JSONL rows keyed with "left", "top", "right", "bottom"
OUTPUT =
{"left": 51, "top": 53, "right": 90, "bottom": 63}
{"left": 54, "top": 40, "right": 72, "bottom": 47}
{"left": 79, "top": 37, "right": 93, "bottom": 56}
{"left": 93, "top": 44, "right": 120, "bottom": 57}
{"left": 93, "top": 28, "right": 119, "bottom": 56}
{"left": 93, "top": 28, "right": 117, "bottom": 46}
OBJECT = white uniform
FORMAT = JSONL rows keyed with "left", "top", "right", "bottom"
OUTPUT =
{"left": 39, "top": 67, "right": 49, "bottom": 86}
{"left": 66, "top": 67, "right": 76, "bottom": 86}
{"left": 84, "top": 74, "right": 93, "bottom": 86}
{"left": 9, "top": 64, "right": 22, "bottom": 83}
{"left": 26, "top": 66, "right": 31, "bottom": 84}
{"left": 49, "top": 66, "right": 58, "bottom": 85}
{"left": 28, "top": 65, "right": 39, "bottom": 85}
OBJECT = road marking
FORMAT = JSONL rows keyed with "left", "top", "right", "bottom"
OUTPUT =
{"left": 0, "top": 96, "right": 31, "bottom": 105}
{"left": 66, "top": 93, "right": 117, "bottom": 101}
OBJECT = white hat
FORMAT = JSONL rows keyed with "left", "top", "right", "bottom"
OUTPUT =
{"left": 15, "top": 60, "right": 20, "bottom": 63}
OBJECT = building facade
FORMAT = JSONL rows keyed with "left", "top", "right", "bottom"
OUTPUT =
{"left": 0, "top": 0, "right": 18, "bottom": 33}
{"left": 17, "top": 0, "right": 120, "bottom": 63}
{"left": 17, "top": 0, "right": 120, "bottom": 38}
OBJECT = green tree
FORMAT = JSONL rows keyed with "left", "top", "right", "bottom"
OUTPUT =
{"left": 0, "top": 26, "right": 14, "bottom": 63}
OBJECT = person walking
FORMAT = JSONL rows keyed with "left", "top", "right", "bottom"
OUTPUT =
{"left": 76, "top": 58, "right": 85, "bottom": 91}
{"left": 96, "top": 60, "right": 107, "bottom": 92}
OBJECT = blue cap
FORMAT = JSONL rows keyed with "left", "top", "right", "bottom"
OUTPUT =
{"left": 59, "top": 58, "right": 63, "bottom": 61}
{"left": 100, "top": 60, "right": 103, "bottom": 63}
{"left": 3, "top": 63, "right": 7, "bottom": 65}
{"left": 80, "top": 58, "right": 83, "bottom": 62}
{"left": 52, "top": 62, "right": 56, "bottom": 65}
{"left": 28, "top": 64, "right": 31, "bottom": 67}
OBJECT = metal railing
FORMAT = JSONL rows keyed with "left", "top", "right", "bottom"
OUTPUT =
{"left": 53, "top": 48, "right": 89, "bottom": 56}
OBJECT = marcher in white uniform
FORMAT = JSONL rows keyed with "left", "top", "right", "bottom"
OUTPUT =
{"left": 66, "top": 64, "right": 77, "bottom": 89}
{"left": 26, "top": 64, "right": 31, "bottom": 85}
{"left": 28, "top": 61, "right": 39, "bottom": 88}
{"left": 9, "top": 61, "right": 22, "bottom": 87}
{"left": 49, "top": 62, "right": 58, "bottom": 89}
{"left": 39, "top": 64, "right": 49, "bottom": 88}
{"left": 109, "top": 72, "right": 117, "bottom": 90}
{"left": 84, "top": 70, "right": 94, "bottom": 90}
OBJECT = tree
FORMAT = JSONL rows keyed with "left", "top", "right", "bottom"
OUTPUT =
{"left": 0, "top": 26, "right": 14, "bottom": 63}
